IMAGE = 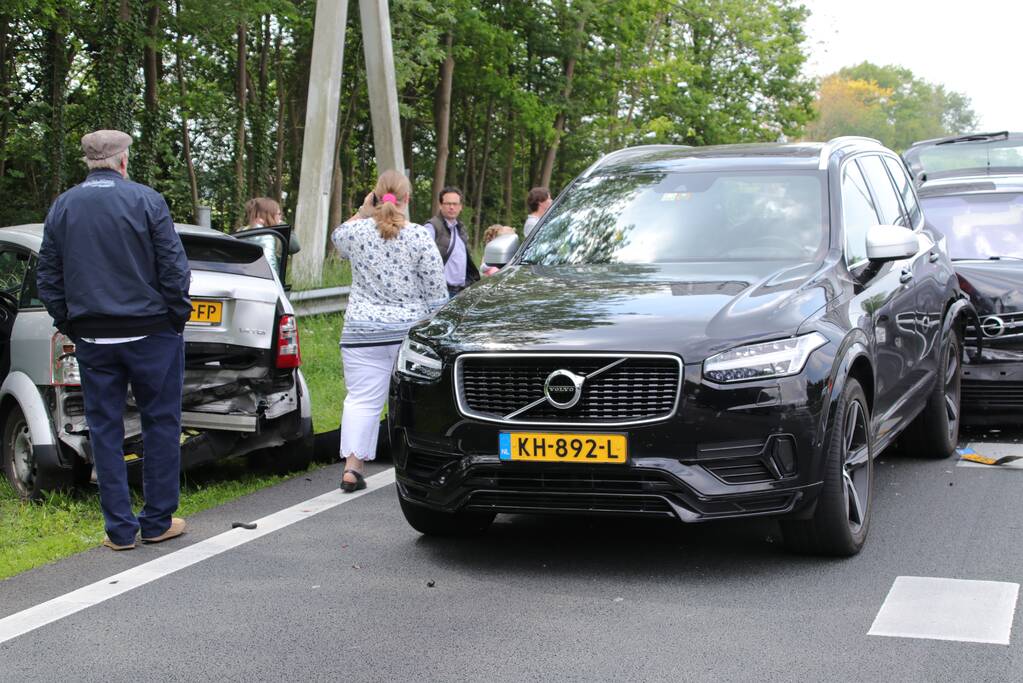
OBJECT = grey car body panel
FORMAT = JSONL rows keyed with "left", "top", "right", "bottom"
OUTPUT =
{"left": 0, "top": 371, "right": 56, "bottom": 447}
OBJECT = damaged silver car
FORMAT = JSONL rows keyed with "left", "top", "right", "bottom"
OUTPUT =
{"left": 0, "top": 223, "right": 313, "bottom": 499}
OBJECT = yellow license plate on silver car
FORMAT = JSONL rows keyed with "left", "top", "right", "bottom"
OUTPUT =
{"left": 189, "top": 300, "right": 223, "bottom": 325}
{"left": 499, "top": 432, "right": 627, "bottom": 464}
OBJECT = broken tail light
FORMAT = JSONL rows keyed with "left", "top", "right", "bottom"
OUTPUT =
{"left": 51, "top": 332, "right": 81, "bottom": 386}
{"left": 276, "top": 314, "right": 301, "bottom": 368}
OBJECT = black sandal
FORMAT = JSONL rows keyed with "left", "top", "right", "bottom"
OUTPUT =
{"left": 341, "top": 469, "right": 366, "bottom": 493}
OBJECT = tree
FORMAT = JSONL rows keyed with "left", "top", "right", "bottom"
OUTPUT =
{"left": 806, "top": 62, "right": 980, "bottom": 150}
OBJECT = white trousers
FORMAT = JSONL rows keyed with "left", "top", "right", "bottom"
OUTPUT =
{"left": 339, "top": 344, "right": 400, "bottom": 461}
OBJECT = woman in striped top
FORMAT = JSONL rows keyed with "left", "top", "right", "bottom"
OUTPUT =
{"left": 331, "top": 170, "right": 447, "bottom": 491}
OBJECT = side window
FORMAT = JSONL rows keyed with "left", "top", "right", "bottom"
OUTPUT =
{"left": 858, "top": 155, "right": 905, "bottom": 226}
{"left": 0, "top": 250, "right": 31, "bottom": 303}
{"left": 883, "top": 156, "right": 923, "bottom": 228}
{"left": 841, "top": 162, "right": 881, "bottom": 265}
{"left": 19, "top": 256, "right": 43, "bottom": 309}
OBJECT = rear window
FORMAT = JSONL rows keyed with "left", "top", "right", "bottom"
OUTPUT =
{"left": 920, "top": 192, "right": 1023, "bottom": 259}
{"left": 908, "top": 136, "right": 1023, "bottom": 180}
{"left": 182, "top": 235, "right": 273, "bottom": 279}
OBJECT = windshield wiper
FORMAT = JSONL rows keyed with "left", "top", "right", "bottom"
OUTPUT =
{"left": 936, "top": 131, "right": 1009, "bottom": 146}
{"left": 952, "top": 255, "right": 1023, "bottom": 261}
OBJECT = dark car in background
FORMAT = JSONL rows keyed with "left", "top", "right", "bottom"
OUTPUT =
{"left": 389, "top": 138, "right": 973, "bottom": 556}
{"left": 904, "top": 132, "right": 1023, "bottom": 422}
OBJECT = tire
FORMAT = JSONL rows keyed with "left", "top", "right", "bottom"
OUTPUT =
{"left": 272, "top": 423, "right": 315, "bottom": 474}
{"left": 1, "top": 405, "right": 71, "bottom": 501}
{"left": 901, "top": 326, "right": 963, "bottom": 459}
{"left": 782, "top": 378, "right": 872, "bottom": 556}
{"left": 399, "top": 493, "right": 495, "bottom": 537}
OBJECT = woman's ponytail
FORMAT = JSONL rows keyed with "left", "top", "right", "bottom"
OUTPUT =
{"left": 372, "top": 170, "right": 411, "bottom": 240}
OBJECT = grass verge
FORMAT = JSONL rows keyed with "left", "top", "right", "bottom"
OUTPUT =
{"left": 0, "top": 313, "right": 346, "bottom": 581}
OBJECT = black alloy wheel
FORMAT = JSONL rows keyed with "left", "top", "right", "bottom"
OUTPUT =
{"left": 782, "top": 378, "right": 872, "bottom": 556}
{"left": 902, "top": 326, "right": 963, "bottom": 459}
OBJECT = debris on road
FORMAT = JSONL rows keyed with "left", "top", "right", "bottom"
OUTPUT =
{"left": 427, "top": 580, "right": 436, "bottom": 588}
{"left": 232, "top": 521, "right": 258, "bottom": 530}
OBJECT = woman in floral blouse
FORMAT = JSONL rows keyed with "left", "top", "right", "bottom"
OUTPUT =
{"left": 331, "top": 170, "right": 447, "bottom": 491}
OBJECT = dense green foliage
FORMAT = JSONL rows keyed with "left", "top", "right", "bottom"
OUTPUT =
{"left": 0, "top": 0, "right": 818, "bottom": 237}
{"left": 803, "top": 62, "right": 978, "bottom": 152}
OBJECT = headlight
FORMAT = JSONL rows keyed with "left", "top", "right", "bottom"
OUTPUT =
{"left": 703, "top": 332, "right": 827, "bottom": 383}
{"left": 397, "top": 337, "right": 443, "bottom": 380}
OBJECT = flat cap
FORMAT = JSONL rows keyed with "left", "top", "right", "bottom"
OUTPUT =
{"left": 81, "top": 129, "right": 133, "bottom": 160}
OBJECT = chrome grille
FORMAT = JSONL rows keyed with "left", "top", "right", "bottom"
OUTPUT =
{"left": 966, "top": 312, "right": 1023, "bottom": 341}
{"left": 456, "top": 353, "right": 681, "bottom": 425}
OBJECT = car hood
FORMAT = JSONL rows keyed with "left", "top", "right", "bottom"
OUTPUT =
{"left": 955, "top": 260, "right": 1023, "bottom": 358}
{"left": 423, "top": 261, "right": 833, "bottom": 362}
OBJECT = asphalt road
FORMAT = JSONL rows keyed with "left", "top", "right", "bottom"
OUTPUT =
{"left": 1, "top": 430, "right": 1021, "bottom": 682}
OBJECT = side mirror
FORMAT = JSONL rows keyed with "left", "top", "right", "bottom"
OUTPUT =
{"left": 866, "top": 224, "right": 918, "bottom": 262}
{"left": 483, "top": 233, "right": 520, "bottom": 269}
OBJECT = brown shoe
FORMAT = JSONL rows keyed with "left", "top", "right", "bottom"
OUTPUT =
{"left": 102, "top": 537, "right": 135, "bottom": 551}
{"left": 141, "top": 517, "right": 187, "bottom": 544}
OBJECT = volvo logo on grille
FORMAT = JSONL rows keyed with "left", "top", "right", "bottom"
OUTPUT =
{"left": 543, "top": 369, "right": 585, "bottom": 409}
{"left": 981, "top": 315, "right": 1006, "bottom": 338}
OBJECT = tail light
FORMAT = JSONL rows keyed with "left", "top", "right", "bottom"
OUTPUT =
{"left": 51, "top": 332, "right": 81, "bottom": 386}
{"left": 276, "top": 314, "right": 301, "bottom": 368}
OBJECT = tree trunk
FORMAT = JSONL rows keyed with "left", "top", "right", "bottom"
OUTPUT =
{"left": 461, "top": 97, "right": 477, "bottom": 198}
{"left": 502, "top": 109, "right": 515, "bottom": 226}
{"left": 327, "top": 60, "right": 360, "bottom": 239}
{"left": 139, "top": 0, "right": 161, "bottom": 185}
{"left": 472, "top": 96, "right": 495, "bottom": 244}
{"left": 234, "top": 22, "right": 247, "bottom": 226}
{"left": 539, "top": 14, "right": 587, "bottom": 188}
{"left": 430, "top": 32, "right": 454, "bottom": 216}
{"left": 42, "top": 11, "right": 69, "bottom": 203}
{"left": 272, "top": 27, "right": 285, "bottom": 202}
{"left": 0, "top": 14, "right": 11, "bottom": 179}
{"left": 174, "top": 0, "right": 198, "bottom": 222}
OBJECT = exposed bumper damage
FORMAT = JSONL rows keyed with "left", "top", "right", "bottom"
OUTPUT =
{"left": 55, "top": 344, "right": 304, "bottom": 467}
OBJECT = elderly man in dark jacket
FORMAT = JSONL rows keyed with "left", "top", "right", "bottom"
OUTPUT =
{"left": 37, "top": 129, "right": 192, "bottom": 551}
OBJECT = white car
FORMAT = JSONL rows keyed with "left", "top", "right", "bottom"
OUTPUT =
{"left": 0, "top": 223, "right": 313, "bottom": 499}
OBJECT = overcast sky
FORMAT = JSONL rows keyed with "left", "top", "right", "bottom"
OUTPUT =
{"left": 799, "top": 0, "right": 1021, "bottom": 131}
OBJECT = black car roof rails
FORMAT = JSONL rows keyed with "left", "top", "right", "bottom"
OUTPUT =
{"left": 581, "top": 144, "right": 691, "bottom": 178}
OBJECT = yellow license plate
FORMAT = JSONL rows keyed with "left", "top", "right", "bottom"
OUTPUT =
{"left": 499, "top": 432, "right": 627, "bottom": 464}
{"left": 189, "top": 300, "right": 223, "bottom": 325}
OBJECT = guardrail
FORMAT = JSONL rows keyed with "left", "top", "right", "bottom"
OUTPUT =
{"left": 288, "top": 286, "right": 349, "bottom": 317}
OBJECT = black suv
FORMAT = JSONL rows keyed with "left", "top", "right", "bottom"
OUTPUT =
{"left": 903, "top": 131, "right": 1023, "bottom": 423}
{"left": 390, "top": 138, "right": 972, "bottom": 556}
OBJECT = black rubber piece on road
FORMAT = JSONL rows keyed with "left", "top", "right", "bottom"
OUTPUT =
{"left": 232, "top": 521, "right": 258, "bottom": 530}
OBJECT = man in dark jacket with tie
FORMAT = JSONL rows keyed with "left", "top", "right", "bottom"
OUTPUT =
{"left": 37, "top": 129, "right": 192, "bottom": 551}
{"left": 423, "top": 186, "right": 479, "bottom": 296}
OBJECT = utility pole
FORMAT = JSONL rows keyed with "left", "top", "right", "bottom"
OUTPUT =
{"left": 291, "top": 0, "right": 348, "bottom": 285}
{"left": 292, "top": 0, "right": 405, "bottom": 285}
{"left": 359, "top": 0, "right": 405, "bottom": 174}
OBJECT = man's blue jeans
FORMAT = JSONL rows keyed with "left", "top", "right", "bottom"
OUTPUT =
{"left": 74, "top": 331, "right": 184, "bottom": 546}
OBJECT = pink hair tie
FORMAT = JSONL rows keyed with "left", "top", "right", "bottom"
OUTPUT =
{"left": 380, "top": 193, "right": 398, "bottom": 204}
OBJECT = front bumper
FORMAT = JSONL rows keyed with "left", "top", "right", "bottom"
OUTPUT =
{"left": 961, "top": 358, "right": 1023, "bottom": 423}
{"left": 390, "top": 356, "right": 832, "bottom": 523}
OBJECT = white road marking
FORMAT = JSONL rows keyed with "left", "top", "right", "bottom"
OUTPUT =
{"left": 957, "top": 443, "right": 1023, "bottom": 469}
{"left": 0, "top": 468, "right": 396, "bottom": 646}
{"left": 868, "top": 576, "right": 1019, "bottom": 645}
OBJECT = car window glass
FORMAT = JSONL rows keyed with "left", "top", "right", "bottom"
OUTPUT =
{"left": 0, "top": 250, "right": 30, "bottom": 301}
{"left": 519, "top": 171, "right": 827, "bottom": 265}
{"left": 919, "top": 193, "right": 1023, "bottom": 259}
{"left": 841, "top": 162, "right": 880, "bottom": 265}
{"left": 19, "top": 256, "right": 43, "bottom": 308}
{"left": 883, "top": 156, "right": 922, "bottom": 228}
{"left": 858, "top": 156, "right": 904, "bottom": 226}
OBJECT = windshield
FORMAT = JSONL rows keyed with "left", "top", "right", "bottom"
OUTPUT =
{"left": 921, "top": 193, "right": 1023, "bottom": 259}
{"left": 909, "top": 136, "right": 1023, "bottom": 179}
{"left": 520, "top": 171, "right": 826, "bottom": 265}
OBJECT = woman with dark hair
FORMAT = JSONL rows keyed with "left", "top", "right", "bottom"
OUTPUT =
{"left": 330, "top": 170, "right": 447, "bottom": 491}
{"left": 523, "top": 186, "right": 553, "bottom": 237}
